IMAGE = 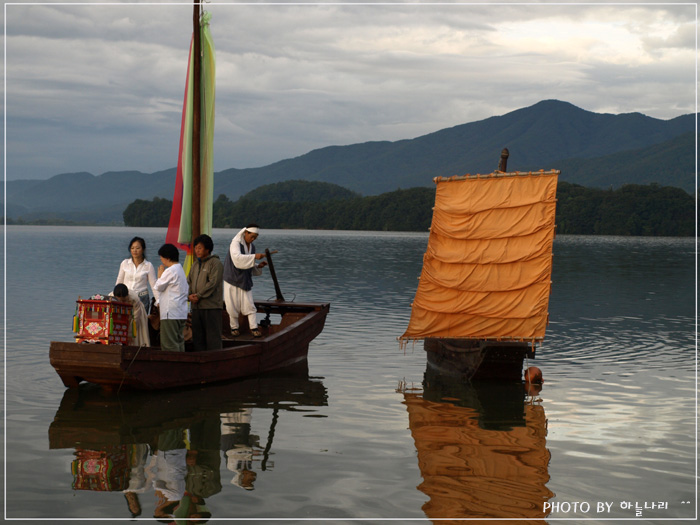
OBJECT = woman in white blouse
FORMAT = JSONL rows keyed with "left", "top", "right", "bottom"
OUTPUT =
{"left": 116, "top": 237, "right": 159, "bottom": 312}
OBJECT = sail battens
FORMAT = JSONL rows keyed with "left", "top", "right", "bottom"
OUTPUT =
{"left": 426, "top": 228, "right": 554, "bottom": 265}
{"left": 412, "top": 282, "right": 551, "bottom": 317}
{"left": 435, "top": 169, "right": 560, "bottom": 183}
{"left": 404, "top": 309, "right": 549, "bottom": 340}
{"left": 401, "top": 170, "right": 558, "bottom": 342}
{"left": 432, "top": 202, "right": 556, "bottom": 240}
{"left": 435, "top": 171, "right": 558, "bottom": 215}
{"left": 420, "top": 256, "right": 553, "bottom": 292}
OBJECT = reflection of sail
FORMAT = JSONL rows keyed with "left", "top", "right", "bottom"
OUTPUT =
{"left": 401, "top": 369, "right": 553, "bottom": 522}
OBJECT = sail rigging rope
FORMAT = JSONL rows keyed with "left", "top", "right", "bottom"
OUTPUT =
{"left": 118, "top": 345, "right": 145, "bottom": 393}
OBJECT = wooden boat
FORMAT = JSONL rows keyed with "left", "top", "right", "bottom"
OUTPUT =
{"left": 399, "top": 367, "right": 553, "bottom": 520}
{"left": 400, "top": 150, "right": 558, "bottom": 381}
{"left": 49, "top": 4, "right": 329, "bottom": 391}
{"left": 50, "top": 299, "right": 329, "bottom": 391}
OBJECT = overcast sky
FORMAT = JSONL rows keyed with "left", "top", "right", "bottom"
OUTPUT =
{"left": 4, "top": 1, "right": 697, "bottom": 180}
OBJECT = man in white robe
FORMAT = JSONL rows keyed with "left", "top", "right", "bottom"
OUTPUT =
{"left": 222, "top": 225, "right": 267, "bottom": 337}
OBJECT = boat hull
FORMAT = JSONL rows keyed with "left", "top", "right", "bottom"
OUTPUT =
{"left": 424, "top": 338, "right": 533, "bottom": 381}
{"left": 50, "top": 301, "right": 329, "bottom": 390}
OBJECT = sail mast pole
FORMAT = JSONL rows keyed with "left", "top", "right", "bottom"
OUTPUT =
{"left": 498, "top": 147, "right": 509, "bottom": 172}
{"left": 191, "top": 0, "right": 202, "bottom": 242}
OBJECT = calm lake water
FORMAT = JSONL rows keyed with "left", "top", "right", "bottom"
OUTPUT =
{"left": 3, "top": 226, "right": 697, "bottom": 523}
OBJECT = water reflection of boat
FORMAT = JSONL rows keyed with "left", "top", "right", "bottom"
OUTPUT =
{"left": 400, "top": 368, "right": 553, "bottom": 522}
{"left": 49, "top": 364, "right": 327, "bottom": 519}
{"left": 49, "top": 363, "right": 327, "bottom": 450}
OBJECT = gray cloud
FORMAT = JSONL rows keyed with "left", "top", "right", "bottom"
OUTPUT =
{"left": 5, "top": 2, "right": 696, "bottom": 180}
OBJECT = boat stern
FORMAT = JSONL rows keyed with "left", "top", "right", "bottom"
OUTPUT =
{"left": 49, "top": 341, "right": 127, "bottom": 388}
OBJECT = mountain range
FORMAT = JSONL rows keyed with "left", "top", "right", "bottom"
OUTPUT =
{"left": 5, "top": 99, "right": 695, "bottom": 223}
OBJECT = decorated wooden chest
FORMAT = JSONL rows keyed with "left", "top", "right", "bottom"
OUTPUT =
{"left": 73, "top": 299, "right": 132, "bottom": 345}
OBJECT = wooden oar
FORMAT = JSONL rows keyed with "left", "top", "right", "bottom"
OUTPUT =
{"left": 265, "top": 249, "right": 285, "bottom": 302}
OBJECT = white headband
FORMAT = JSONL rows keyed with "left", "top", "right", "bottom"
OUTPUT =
{"left": 245, "top": 227, "right": 260, "bottom": 234}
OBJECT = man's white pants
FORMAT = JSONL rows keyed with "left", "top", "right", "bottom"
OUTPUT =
{"left": 224, "top": 282, "right": 257, "bottom": 330}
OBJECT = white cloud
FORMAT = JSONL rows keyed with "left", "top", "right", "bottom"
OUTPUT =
{"left": 4, "top": 2, "right": 696, "bottom": 180}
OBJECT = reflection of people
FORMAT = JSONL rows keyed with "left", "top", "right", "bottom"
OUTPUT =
{"left": 187, "top": 234, "right": 224, "bottom": 351}
{"left": 152, "top": 429, "right": 187, "bottom": 520}
{"left": 173, "top": 492, "right": 212, "bottom": 523}
{"left": 112, "top": 283, "right": 150, "bottom": 346}
{"left": 221, "top": 409, "right": 259, "bottom": 490}
{"left": 186, "top": 417, "right": 222, "bottom": 502}
{"left": 167, "top": 418, "right": 222, "bottom": 523}
{"left": 223, "top": 224, "right": 267, "bottom": 337}
{"left": 154, "top": 244, "right": 188, "bottom": 352}
{"left": 122, "top": 443, "right": 154, "bottom": 518}
{"left": 116, "top": 236, "right": 159, "bottom": 312}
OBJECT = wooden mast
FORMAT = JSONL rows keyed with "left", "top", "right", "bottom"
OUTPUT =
{"left": 191, "top": 1, "right": 202, "bottom": 242}
{"left": 498, "top": 147, "right": 509, "bottom": 172}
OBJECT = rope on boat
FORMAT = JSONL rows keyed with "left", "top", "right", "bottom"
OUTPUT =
{"left": 118, "top": 345, "right": 144, "bottom": 393}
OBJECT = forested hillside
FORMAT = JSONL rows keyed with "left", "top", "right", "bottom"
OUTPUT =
{"left": 550, "top": 132, "right": 696, "bottom": 191}
{"left": 118, "top": 180, "right": 695, "bottom": 236}
{"left": 5, "top": 100, "right": 695, "bottom": 224}
{"left": 122, "top": 197, "right": 174, "bottom": 228}
{"left": 556, "top": 183, "right": 694, "bottom": 236}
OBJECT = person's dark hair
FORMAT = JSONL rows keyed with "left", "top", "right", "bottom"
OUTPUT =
{"left": 246, "top": 223, "right": 259, "bottom": 230}
{"left": 113, "top": 283, "right": 129, "bottom": 298}
{"left": 158, "top": 243, "right": 179, "bottom": 262}
{"left": 129, "top": 236, "right": 147, "bottom": 257}
{"left": 193, "top": 234, "right": 214, "bottom": 253}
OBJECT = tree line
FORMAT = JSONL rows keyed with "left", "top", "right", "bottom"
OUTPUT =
{"left": 555, "top": 182, "right": 694, "bottom": 236}
{"left": 122, "top": 180, "right": 695, "bottom": 236}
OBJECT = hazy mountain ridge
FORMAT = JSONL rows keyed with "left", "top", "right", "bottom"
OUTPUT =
{"left": 552, "top": 132, "right": 696, "bottom": 189}
{"left": 5, "top": 100, "right": 695, "bottom": 223}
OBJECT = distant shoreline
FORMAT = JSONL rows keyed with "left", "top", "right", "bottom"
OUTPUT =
{"left": 5, "top": 223, "right": 695, "bottom": 238}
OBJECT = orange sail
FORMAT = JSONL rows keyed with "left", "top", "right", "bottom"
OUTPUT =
{"left": 401, "top": 170, "right": 559, "bottom": 342}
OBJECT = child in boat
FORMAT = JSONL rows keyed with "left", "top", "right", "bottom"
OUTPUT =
{"left": 111, "top": 283, "right": 150, "bottom": 347}
{"left": 154, "top": 243, "right": 188, "bottom": 352}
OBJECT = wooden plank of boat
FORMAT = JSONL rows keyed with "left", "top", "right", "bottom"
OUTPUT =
{"left": 50, "top": 301, "right": 329, "bottom": 391}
